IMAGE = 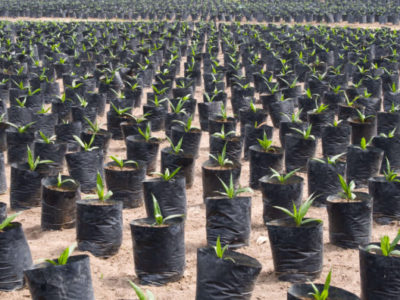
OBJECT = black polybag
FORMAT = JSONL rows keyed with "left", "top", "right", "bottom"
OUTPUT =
{"left": 307, "top": 159, "right": 346, "bottom": 207}
{"left": 202, "top": 160, "right": 241, "bottom": 200}
{"left": 368, "top": 177, "right": 400, "bottom": 224}
{"left": 104, "top": 160, "right": 146, "bottom": 208}
{"left": 259, "top": 175, "right": 303, "bottom": 223}
{"left": 10, "top": 163, "right": 55, "bottom": 210}
{"left": 171, "top": 126, "right": 202, "bottom": 158}
{"left": 209, "top": 135, "right": 242, "bottom": 163}
{"left": 41, "top": 176, "right": 81, "bottom": 230}
{"left": 205, "top": 196, "right": 251, "bottom": 248}
{"left": 65, "top": 149, "right": 104, "bottom": 193}
{"left": 24, "top": 255, "right": 94, "bottom": 300}
{"left": 130, "top": 218, "right": 185, "bottom": 285}
{"left": 249, "top": 145, "right": 283, "bottom": 190}
{"left": 0, "top": 153, "right": 7, "bottom": 194}
{"left": 126, "top": 135, "right": 160, "bottom": 174}
{"left": 321, "top": 123, "right": 351, "bottom": 157}
{"left": 34, "top": 141, "right": 67, "bottom": 167}
{"left": 143, "top": 177, "right": 186, "bottom": 218}
{"left": 372, "top": 135, "right": 400, "bottom": 172}
{"left": 327, "top": 192, "right": 372, "bottom": 249}
{"left": 288, "top": 283, "right": 360, "bottom": 299}
{"left": 0, "top": 202, "right": 6, "bottom": 223}
{"left": 161, "top": 148, "right": 195, "bottom": 188}
{"left": 0, "top": 222, "right": 32, "bottom": 291}
{"left": 346, "top": 145, "right": 383, "bottom": 187}
{"left": 76, "top": 199, "right": 123, "bottom": 257}
{"left": 195, "top": 247, "right": 262, "bottom": 300}
{"left": 359, "top": 244, "right": 400, "bottom": 300}
{"left": 284, "top": 133, "right": 316, "bottom": 172}
{"left": 267, "top": 218, "right": 323, "bottom": 282}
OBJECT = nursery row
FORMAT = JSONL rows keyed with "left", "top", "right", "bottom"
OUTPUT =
{"left": 0, "top": 20, "right": 399, "bottom": 299}
{"left": 1, "top": 0, "right": 400, "bottom": 25}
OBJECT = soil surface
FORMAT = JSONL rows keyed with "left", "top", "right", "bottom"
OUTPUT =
{"left": 0, "top": 17, "right": 398, "bottom": 300}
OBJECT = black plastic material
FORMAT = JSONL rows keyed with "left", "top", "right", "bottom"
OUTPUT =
{"left": 143, "top": 177, "right": 186, "bottom": 218}
{"left": 41, "top": 176, "right": 81, "bottom": 230}
{"left": 0, "top": 222, "right": 32, "bottom": 291}
{"left": 104, "top": 160, "right": 146, "bottom": 208}
{"left": 267, "top": 218, "right": 323, "bottom": 282}
{"left": 268, "top": 99, "right": 294, "bottom": 128}
{"left": 279, "top": 121, "right": 307, "bottom": 148}
{"left": 372, "top": 135, "right": 400, "bottom": 172}
{"left": 76, "top": 199, "right": 123, "bottom": 257}
{"left": 198, "top": 101, "right": 222, "bottom": 131}
{"left": 6, "top": 130, "right": 35, "bottom": 164}
{"left": 126, "top": 135, "right": 161, "bottom": 175}
{"left": 208, "top": 116, "right": 236, "bottom": 135}
{"left": 249, "top": 145, "right": 284, "bottom": 190}
{"left": 0, "top": 153, "right": 7, "bottom": 194}
{"left": 327, "top": 192, "right": 372, "bottom": 249}
{"left": 160, "top": 148, "right": 195, "bottom": 188}
{"left": 196, "top": 247, "right": 262, "bottom": 300}
{"left": 34, "top": 141, "right": 67, "bottom": 167}
{"left": 55, "top": 122, "right": 82, "bottom": 151}
{"left": 287, "top": 283, "right": 360, "bottom": 299}
{"left": 202, "top": 160, "right": 241, "bottom": 200}
{"left": 259, "top": 175, "right": 303, "bottom": 223}
{"left": 321, "top": 123, "right": 351, "bottom": 157}
{"left": 0, "top": 123, "right": 8, "bottom": 152}
{"left": 171, "top": 126, "right": 202, "bottom": 158}
{"left": 244, "top": 123, "right": 273, "bottom": 160}
{"left": 24, "top": 255, "right": 94, "bottom": 300}
{"left": 349, "top": 118, "right": 376, "bottom": 146}
{"left": 307, "top": 159, "right": 346, "bottom": 207}
{"left": 377, "top": 111, "right": 400, "bottom": 135}
{"left": 205, "top": 196, "right": 251, "bottom": 248}
{"left": 81, "top": 130, "right": 112, "bottom": 156}
{"left": 130, "top": 218, "right": 185, "bottom": 285}
{"left": 284, "top": 133, "right": 317, "bottom": 172}
{"left": 359, "top": 244, "right": 400, "bottom": 300}
{"left": 209, "top": 135, "right": 242, "bottom": 164}
{"left": 65, "top": 149, "right": 104, "bottom": 193}
{"left": 10, "top": 163, "right": 55, "bottom": 210}
{"left": 0, "top": 202, "right": 6, "bottom": 223}
{"left": 369, "top": 177, "right": 400, "bottom": 224}
{"left": 307, "top": 111, "right": 335, "bottom": 138}
{"left": 346, "top": 145, "right": 383, "bottom": 187}
{"left": 106, "top": 112, "right": 130, "bottom": 140}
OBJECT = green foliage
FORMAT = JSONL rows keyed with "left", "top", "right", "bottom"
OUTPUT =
{"left": 257, "top": 131, "right": 274, "bottom": 152}
{"left": 39, "top": 131, "right": 56, "bottom": 144}
{"left": 366, "top": 229, "right": 400, "bottom": 257}
{"left": 56, "top": 173, "right": 76, "bottom": 188}
{"left": 338, "top": 174, "right": 356, "bottom": 201}
{"left": 309, "top": 270, "right": 332, "bottom": 300}
{"left": 217, "top": 173, "right": 253, "bottom": 199}
{"left": 110, "top": 156, "right": 138, "bottom": 169}
{"left": 128, "top": 280, "right": 155, "bottom": 300}
{"left": 46, "top": 243, "right": 77, "bottom": 266}
{"left": 213, "top": 235, "right": 234, "bottom": 262}
{"left": 270, "top": 168, "right": 300, "bottom": 184}
{"left": 0, "top": 212, "right": 21, "bottom": 231}
{"left": 209, "top": 143, "right": 233, "bottom": 167}
{"left": 273, "top": 194, "right": 322, "bottom": 227}
{"left": 212, "top": 124, "right": 235, "bottom": 140}
{"left": 166, "top": 136, "right": 183, "bottom": 154}
{"left": 73, "top": 134, "right": 98, "bottom": 152}
{"left": 138, "top": 123, "right": 152, "bottom": 142}
{"left": 152, "top": 167, "right": 181, "bottom": 181}
{"left": 291, "top": 124, "right": 315, "bottom": 140}
{"left": 27, "top": 146, "right": 53, "bottom": 171}
{"left": 383, "top": 158, "right": 400, "bottom": 182}
{"left": 95, "top": 172, "right": 113, "bottom": 202}
{"left": 151, "top": 194, "right": 184, "bottom": 226}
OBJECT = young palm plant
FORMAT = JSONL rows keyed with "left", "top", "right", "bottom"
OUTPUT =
{"left": 365, "top": 229, "right": 400, "bottom": 257}
{"left": 46, "top": 243, "right": 77, "bottom": 266}
{"left": 217, "top": 174, "right": 253, "bottom": 198}
{"left": 209, "top": 143, "right": 233, "bottom": 167}
{"left": 151, "top": 194, "right": 184, "bottom": 226}
{"left": 152, "top": 167, "right": 181, "bottom": 181}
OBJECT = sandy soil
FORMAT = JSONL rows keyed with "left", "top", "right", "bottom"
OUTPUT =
{"left": 0, "top": 17, "right": 398, "bottom": 300}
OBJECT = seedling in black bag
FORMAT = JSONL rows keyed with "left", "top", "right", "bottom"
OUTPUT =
{"left": 152, "top": 167, "right": 181, "bottom": 181}
{"left": 270, "top": 167, "right": 300, "bottom": 184}
{"left": 209, "top": 143, "right": 233, "bottom": 167}
{"left": 337, "top": 174, "right": 356, "bottom": 201}
{"left": 45, "top": 243, "right": 77, "bottom": 266}
{"left": 366, "top": 229, "right": 400, "bottom": 257}
{"left": 355, "top": 109, "right": 374, "bottom": 124}
{"left": 308, "top": 269, "right": 332, "bottom": 300}
{"left": 213, "top": 236, "right": 234, "bottom": 262}
{"left": 84, "top": 117, "right": 103, "bottom": 134}
{"left": 173, "top": 115, "right": 199, "bottom": 133}
{"left": 138, "top": 123, "right": 153, "bottom": 142}
{"left": 151, "top": 194, "right": 184, "bottom": 226}
{"left": 110, "top": 155, "right": 138, "bottom": 169}
{"left": 273, "top": 194, "right": 322, "bottom": 227}
{"left": 217, "top": 174, "right": 253, "bottom": 199}
{"left": 358, "top": 137, "right": 372, "bottom": 150}
{"left": 0, "top": 212, "right": 21, "bottom": 231}
{"left": 312, "top": 153, "right": 345, "bottom": 165}
{"left": 27, "top": 146, "right": 53, "bottom": 171}
{"left": 56, "top": 173, "right": 76, "bottom": 188}
{"left": 128, "top": 280, "right": 155, "bottom": 300}
{"left": 7, "top": 121, "right": 36, "bottom": 133}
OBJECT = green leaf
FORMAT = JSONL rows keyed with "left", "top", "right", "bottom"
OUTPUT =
{"left": 128, "top": 280, "right": 148, "bottom": 300}
{"left": 0, "top": 212, "right": 21, "bottom": 230}
{"left": 152, "top": 194, "right": 163, "bottom": 225}
{"left": 58, "top": 243, "right": 77, "bottom": 265}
